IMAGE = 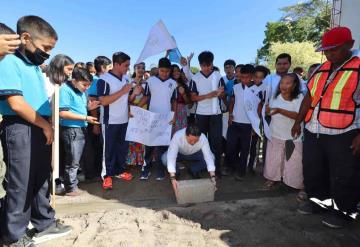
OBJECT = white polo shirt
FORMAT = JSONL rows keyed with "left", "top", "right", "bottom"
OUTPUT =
{"left": 263, "top": 73, "right": 282, "bottom": 102}
{"left": 167, "top": 128, "right": 215, "bottom": 173}
{"left": 144, "top": 76, "right": 177, "bottom": 114}
{"left": 97, "top": 71, "right": 130, "bottom": 124}
{"left": 232, "top": 81, "right": 251, "bottom": 124}
{"left": 189, "top": 70, "right": 224, "bottom": 115}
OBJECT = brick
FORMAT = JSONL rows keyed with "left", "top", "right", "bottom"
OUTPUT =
{"left": 176, "top": 179, "right": 215, "bottom": 204}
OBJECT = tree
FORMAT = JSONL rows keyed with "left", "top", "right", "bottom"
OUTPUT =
{"left": 257, "top": 0, "right": 330, "bottom": 62}
{"left": 267, "top": 41, "right": 323, "bottom": 72}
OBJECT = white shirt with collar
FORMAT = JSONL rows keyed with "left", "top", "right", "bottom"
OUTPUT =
{"left": 166, "top": 128, "right": 215, "bottom": 173}
{"left": 263, "top": 73, "right": 282, "bottom": 103}
{"left": 232, "top": 81, "right": 251, "bottom": 124}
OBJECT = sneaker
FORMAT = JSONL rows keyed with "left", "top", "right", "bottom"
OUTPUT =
{"left": 32, "top": 220, "right": 73, "bottom": 245}
{"left": 115, "top": 172, "right": 133, "bottom": 181}
{"left": 65, "top": 190, "right": 82, "bottom": 197}
{"left": 4, "top": 235, "right": 35, "bottom": 247}
{"left": 140, "top": 170, "right": 151, "bottom": 180}
{"left": 102, "top": 177, "right": 113, "bottom": 190}
{"left": 297, "top": 200, "right": 326, "bottom": 215}
{"left": 156, "top": 169, "right": 165, "bottom": 181}
{"left": 322, "top": 212, "right": 352, "bottom": 229}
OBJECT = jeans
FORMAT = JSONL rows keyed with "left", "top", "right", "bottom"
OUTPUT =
{"left": 61, "top": 127, "right": 86, "bottom": 192}
{"left": 161, "top": 150, "right": 207, "bottom": 174}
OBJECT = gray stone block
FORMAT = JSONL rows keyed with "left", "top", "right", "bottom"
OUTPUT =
{"left": 176, "top": 179, "right": 215, "bottom": 204}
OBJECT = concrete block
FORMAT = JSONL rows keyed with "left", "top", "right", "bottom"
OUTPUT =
{"left": 176, "top": 179, "right": 215, "bottom": 204}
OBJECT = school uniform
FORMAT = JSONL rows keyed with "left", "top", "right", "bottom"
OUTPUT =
{"left": 0, "top": 50, "right": 55, "bottom": 242}
{"left": 226, "top": 80, "right": 253, "bottom": 176}
{"left": 97, "top": 72, "right": 130, "bottom": 178}
{"left": 189, "top": 70, "right": 224, "bottom": 175}
{"left": 141, "top": 76, "right": 177, "bottom": 178}
{"left": 59, "top": 81, "right": 88, "bottom": 192}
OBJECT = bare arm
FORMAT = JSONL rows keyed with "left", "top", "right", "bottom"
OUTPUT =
{"left": 99, "top": 84, "right": 132, "bottom": 106}
{"left": 138, "top": 95, "right": 149, "bottom": 108}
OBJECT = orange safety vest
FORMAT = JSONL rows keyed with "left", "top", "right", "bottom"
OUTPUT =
{"left": 305, "top": 56, "right": 360, "bottom": 129}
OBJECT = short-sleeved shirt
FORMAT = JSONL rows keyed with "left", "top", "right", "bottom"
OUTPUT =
{"left": 97, "top": 71, "right": 130, "bottom": 124}
{"left": 87, "top": 74, "right": 99, "bottom": 98}
{"left": 0, "top": 50, "right": 51, "bottom": 116}
{"left": 220, "top": 75, "right": 235, "bottom": 104}
{"left": 59, "top": 81, "right": 88, "bottom": 127}
{"left": 231, "top": 80, "right": 251, "bottom": 124}
{"left": 143, "top": 76, "right": 177, "bottom": 114}
{"left": 189, "top": 70, "right": 224, "bottom": 115}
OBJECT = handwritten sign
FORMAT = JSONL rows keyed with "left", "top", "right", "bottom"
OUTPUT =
{"left": 126, "top": 106, "right": 174, "bottom": 146}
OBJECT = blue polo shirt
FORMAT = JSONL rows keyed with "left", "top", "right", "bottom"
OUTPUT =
{"left": 87, "top": 74, "right": 99, "bottom": 97}
{"left": 59, "top": 81, "right": 88, "bottom": 127}
{"left": 0, "top": 50, "right": 51, "bottom": 116}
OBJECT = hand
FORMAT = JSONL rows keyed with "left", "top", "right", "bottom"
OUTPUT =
{"left": 180, "top": 57, "right": 188, "bottom": 67}
{"left": 0, "top": 34, "right": 21, "bottom": 56}
{"left": 169, "top": 117, "right": 175, "bottom": 125}
{"left": 86, "top": 116, "right": 100, "bottom": 125}
{"left": 269, "top": 108, "right": 280, "bottom": 116}
{"left": 228, "top": 114, "right": 234, "bottom": 126}
{"left": 171, "top": 178, "right": 179, "bottom": 198}
{"left": 178, "top": 86, "right": 185, "bottom": 95}
{"left": 133, "top": 85, "right": 142, "bottom": 96}
{"left": 207, "top": 90, "right": 218, "bottom": 99}
{"left": 187, "top": 52, "right": 194, "bottom": 63}
{"left": 350, "top": 133, "right": 360, "bottom": 155}
{"left": 122, "top": 83, "right": 133, "bottom": 94}
{"left": 92, "top": 124, "right": 101, "bottom": 135}
{"left": 42, "top": 123, "right": 54, "bottom": 145}
{"left": 210, "top": 176, "right": 217, "bottom": 191}
{"left": 88, "top": 100, "right": 100, "bottom": 110}
{"left": 291, "top": 122, "right": 302, "bottom": 139}
{"left": 265, "top": 105, "right": 271, "bottom": 115}
{"left": 216, "top": 87, "right": 224, "bottom": 96}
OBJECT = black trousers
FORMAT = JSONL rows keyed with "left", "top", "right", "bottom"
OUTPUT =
{"left": 0, "top": 117, "right": 55, "bottom": 243}
{"left": 303, "top": 129, "right": 360, "bottom": 213}
{"left": 226, "top": 122, "right": 252, "bottom": 175}
{"left": 195, "top": 114, "right": 222, "bottom": 174}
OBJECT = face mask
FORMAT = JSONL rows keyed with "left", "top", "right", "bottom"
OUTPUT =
{"left": 25, "top": 46, "right": 50, "bottom": 66}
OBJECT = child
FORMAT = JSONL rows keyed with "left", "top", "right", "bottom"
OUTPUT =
{"left": 0, "top": 15, "right": 71, "bottom": 245}
{"left": 263, "top": 73, "right": 305, "bottom": 200}
{"left": 247, "top": 65, "right": 270, "bottom": 173}
{"left": 138, "top": 57, "right": 177, "bottom": 180}
{"left": 97, "top": 52, "right": 133, "bottom": 190}
{"left": 188, "top": 51, "right": 225, "bottom": 177}
{"left": 227, "top": 64, "right": 255, "bottom": 180}
{"left": 171, "top": 64, "right": 191, "bottom": 133}
{"left": 59, "top": 67, "right": 100, "bottom": 196}
{"left": 127, "top": 62, "right": 147, "bottom": 167}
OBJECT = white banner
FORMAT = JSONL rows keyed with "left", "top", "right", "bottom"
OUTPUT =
{"left": 136, "top": 20, "right": 177, "bottom": 64}
{"left": 126, "top": 106, "right": 174, "bottom": 146}
{"left": 244, "top": 87, "right": 262, "bottom": 137}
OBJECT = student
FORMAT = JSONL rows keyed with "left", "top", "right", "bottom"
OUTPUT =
{"left": 127, "top": 62, "right": 147, "bottom": 167}
{"left": 247, "top": 65, "right": 270, "bottom": 172}
{"left": 138, "top": 57, "right": 177, "bottom": 180}
{"left": 0, "top": 15, "right": 71, "bottom": 246}
{"left": 82, "top": 56, "right": 112, "bottom": 181}
{"left": 74, "top": 61, "right": 85, "bottom": 69}
{"left": 0, "top": 23, "right": 20, "bottom": 212}
{"left": 221, "top": 59, "right": 236, "bottom": 105}
{"left": 188, "top": 51, "right": 225, "bottom": 177}
{"left": 227, "top": 64, "right": 255, "bottom": 180}
{"left": 171, "top": 64, "right": 191, "bottom": 133}
{"left": 86, "top": 61, "right": 96, "bottom": 76}
{"left": 97, "top": 52, "right": 133, "bottom": 190}
{"left": 264, "top": 73, "right": 305, "bottom": 197}
{"left": 162, "top": 124, "right": 216, "bottom": 195}
{"left": 264, "top": 53, "right": 292, "bottom": 101}
{"left": 59, "top": 67, "right": 100, "bottom": 196}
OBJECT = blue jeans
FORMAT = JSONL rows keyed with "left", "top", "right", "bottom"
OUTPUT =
{"left": 61, "top": 127, "right": 86, "bottom": 192}
{"left": 161, "top": 150, "right": 207, "bottom": 174}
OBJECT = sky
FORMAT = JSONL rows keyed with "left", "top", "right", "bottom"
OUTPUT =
{"left": 1, "top": 0, "right": 300, "bottom": 71}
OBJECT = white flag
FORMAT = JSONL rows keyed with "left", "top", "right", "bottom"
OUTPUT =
{"left": 136, "top": 20, "right": 177, "bottom": 64}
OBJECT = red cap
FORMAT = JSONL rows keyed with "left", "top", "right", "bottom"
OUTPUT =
{"left": 316, "top": 27, "right": 353, "bottom": 52}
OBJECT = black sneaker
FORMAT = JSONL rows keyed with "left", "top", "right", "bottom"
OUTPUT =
{"left": 4, "top": 235, "right": 35, "bottom": 247}
{"left": 234, "top": 173, "right": 245, "bottom": 181}
{"left": 297, "top": 200, "right": 327, "bottom": 215}
{"left": 322, "top": 212, "right": 353, "bottom": 229}
{"left": 32, "top": 220, "right": 72, "bottom": 245}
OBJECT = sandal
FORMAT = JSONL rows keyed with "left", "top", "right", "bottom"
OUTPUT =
{"left": 116, "top": 172, "right": 133, "bottom": 181}
{"left": 262, "top": 180, "right": 277, "bottom": 190}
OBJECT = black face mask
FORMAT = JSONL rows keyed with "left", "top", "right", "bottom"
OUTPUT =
{"left": 25, "top": 47, "right": 50, "bottom": 66}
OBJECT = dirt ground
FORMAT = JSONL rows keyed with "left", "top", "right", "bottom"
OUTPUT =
{"left": 42, "top": 167, "right": 360, "bottom": 247}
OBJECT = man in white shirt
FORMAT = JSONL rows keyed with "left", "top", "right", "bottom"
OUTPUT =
{"left": 162, "top": 124, "right": 216, "bottom": 194}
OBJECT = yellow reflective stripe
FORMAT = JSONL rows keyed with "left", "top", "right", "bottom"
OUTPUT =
{"left": 311, "top": 73, "right": 322, "bottom": 97}
{"left": 330, "top": 70, "right": 353, "bottom": 109}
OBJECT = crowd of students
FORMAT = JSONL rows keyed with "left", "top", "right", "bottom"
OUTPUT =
{"left": 0, "top": 14, "right": 359, "bottom": 246}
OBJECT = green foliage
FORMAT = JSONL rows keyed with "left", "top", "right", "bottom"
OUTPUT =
{"left": 267, "top": 41, "right": 323, "bottom": 72}
{"left": 257, "top": 0, "right": 331, "bottom": 62}
{"left": 190, "top": 67, "right": 200, "bottom": 74}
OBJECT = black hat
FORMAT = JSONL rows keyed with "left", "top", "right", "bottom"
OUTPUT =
{"left": 158, "top": 57, "right": 171, "bottom": 69}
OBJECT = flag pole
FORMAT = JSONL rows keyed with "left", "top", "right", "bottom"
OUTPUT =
{"left": 51, "top": 83, "right": 60, "bottom": 208}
